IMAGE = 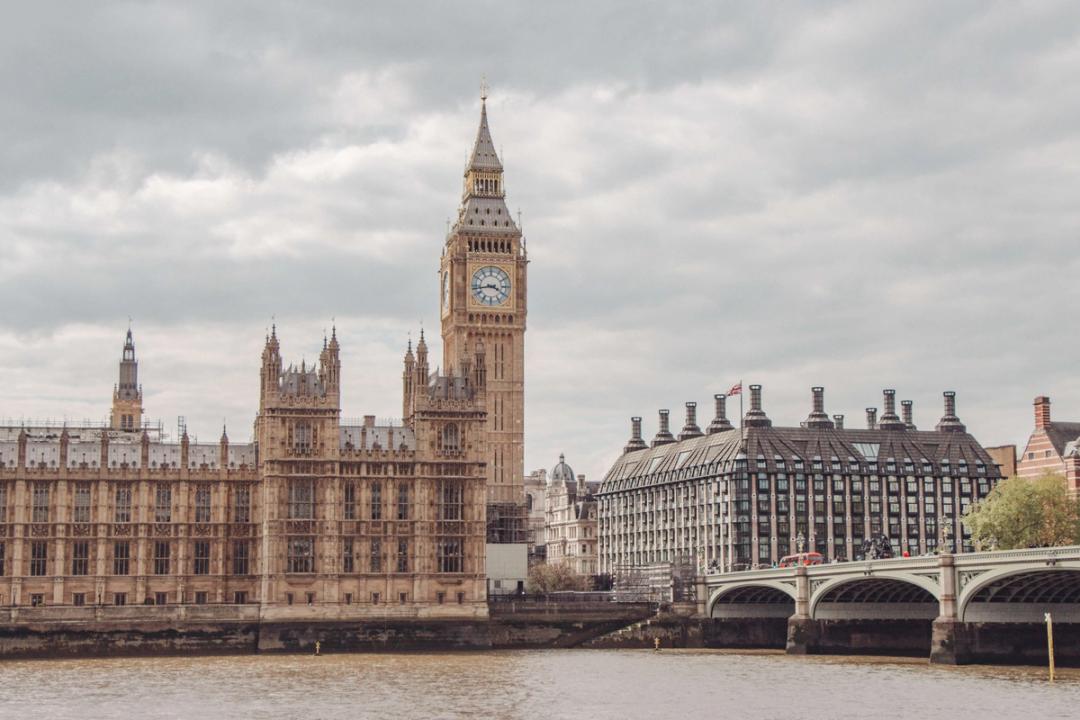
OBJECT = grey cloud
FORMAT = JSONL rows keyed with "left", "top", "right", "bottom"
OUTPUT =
{"left": 2, "top": 1, "right": 1080, "bottom": 482}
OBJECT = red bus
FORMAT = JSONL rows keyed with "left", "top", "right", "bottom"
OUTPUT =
{"left": 778, "top": 552, "right": 824, "bottom": 568}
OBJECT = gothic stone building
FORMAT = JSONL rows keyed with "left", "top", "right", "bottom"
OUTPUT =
{"left": 0, "top": 325, "right": 489, "bottom": 616}
{"left": 598, "top": 386, "right": 1003, "bottom": 575}
{"left": 0, "top": 96, "right": 526, "bottom": 616}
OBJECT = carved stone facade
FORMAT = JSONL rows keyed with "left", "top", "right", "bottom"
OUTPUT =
{"left": 440, "top": 94, "right": 528, "bottom": 527}
{"left": 0, "top": 97, "right": 515, "bottom": 617}
{"left": 0, "top": 326, "right": 490, "bottom": 617}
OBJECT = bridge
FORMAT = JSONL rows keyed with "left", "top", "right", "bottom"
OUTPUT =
{"left": 698, "top": 547, "right": 1080, "bottom": 664}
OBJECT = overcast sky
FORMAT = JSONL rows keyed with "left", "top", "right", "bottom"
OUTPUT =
{"left": 2, "top": 1, "right": 1079, "bottom": 481}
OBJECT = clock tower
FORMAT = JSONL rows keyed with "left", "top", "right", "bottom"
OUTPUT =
{"left": 441, "top": 92, "right": 527, "bottom": 526}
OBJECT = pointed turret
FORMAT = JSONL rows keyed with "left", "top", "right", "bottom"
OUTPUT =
{"left": 219, "top": 423, "right": 229, "bottom": 468}
{"left": 416, "top": 329, "right": 430, "bottom": 383}
{"left": 453, "top": 89, "right": 519, "bottom": 235}
{"left": 260, "top": 324, "right": 283, "bottom": 408}
{"left": 111, "top": 326, "right": 143, "bottom": 431}
{"left": 319, "top": 324, "right": 341, "bottom": 396}
{"left": 468, "top": 94, "right": 503, "bottom": 173}
{"left": 402, "top": 337, "right": 416, "bottom": 420}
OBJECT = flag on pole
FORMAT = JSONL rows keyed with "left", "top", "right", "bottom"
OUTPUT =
{"left": 727, "top": 382, "right": 742, "bottom": 396}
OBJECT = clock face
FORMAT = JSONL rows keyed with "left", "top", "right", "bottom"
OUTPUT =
{"left": 442, "top": 271, "right": 450, "bottom": 310}
{"left": 471, "top": 265, "right": 511, "bottom": 306}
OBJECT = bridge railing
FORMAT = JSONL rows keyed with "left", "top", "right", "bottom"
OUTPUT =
{"left": 704, "top": 545, "right": 1080, "bottom": 581}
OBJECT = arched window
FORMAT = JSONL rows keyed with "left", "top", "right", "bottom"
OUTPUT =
{"left": 441, "top": 424, "right": 460, "bottom": 451}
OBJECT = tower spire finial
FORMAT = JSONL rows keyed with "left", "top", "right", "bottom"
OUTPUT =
{"left": 480, "top": 75, "right": 489, "bottom": 103}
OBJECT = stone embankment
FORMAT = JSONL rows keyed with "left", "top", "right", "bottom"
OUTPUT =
{"left": 0, "top": 600, "right": 656, "bottom": 659}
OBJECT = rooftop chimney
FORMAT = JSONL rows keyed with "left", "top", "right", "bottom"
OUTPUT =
{"left": 805, "top": 386, "right": 835, "bottom": 429}
{"left": 1035, "top": 396, "right": 1051, "bottom": 430}
{"left": 833, "top": 414, "right": 845, "bottom": 430}
{"left": 624, "top": 416, "right": 647, "bottom": 453}
{"left": 743, "top": 384, "right": 772, "bottom": 428}
{"left": 865, "top": 407, "right": 878, "bottom": 430}
{"left": 652, "top": 409, "right": 676, "bottom": 447}
{"left": 935, "top": 391, "right": 967, "bottom": 433}
{"left": 708, "top": 394, "right": 733, "bottom": 434}
{"left": 678, "top": 402, "right": 704, "bottom": 440}
{"left": 878, "top": 389, "right": 906, "bottom": 430}
{"left": 901, "top": 400, "right": 916, "bottom": 430}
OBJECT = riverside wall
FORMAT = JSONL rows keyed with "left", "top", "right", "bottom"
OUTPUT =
{"left": 0, "top": 601, "right": 656, "bottom": 659}
{"left": 3, "top": 605, "right": 1077, "bottom": 665}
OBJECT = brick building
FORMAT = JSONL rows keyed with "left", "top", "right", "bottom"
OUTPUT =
{"left": 1016, "top": 396, "right": 1080, "bottom": 492}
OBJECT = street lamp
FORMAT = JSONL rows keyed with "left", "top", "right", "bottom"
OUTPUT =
{"left": 796, "top": 531, "right": 806, "bottom": 554}
{"left": 940, "top": 516, "right": 953, "bottom": 554}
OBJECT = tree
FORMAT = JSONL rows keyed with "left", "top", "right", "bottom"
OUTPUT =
{"left": 525, "top": 562, "right": 588, "bottom": 594}
{"left": 962, "top": 473, "right": 1080, "bottom": 550}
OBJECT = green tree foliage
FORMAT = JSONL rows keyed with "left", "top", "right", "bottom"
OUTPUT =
{"left": 962, "top": 474, "right": 1080, "bottom": 549}
{"left": 525, "top": 562, "right": 588, "bottom": 594}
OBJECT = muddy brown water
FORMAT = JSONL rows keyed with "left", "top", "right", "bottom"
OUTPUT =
{"left": 1, "top": 648, "right": 1078, "bottom": 719}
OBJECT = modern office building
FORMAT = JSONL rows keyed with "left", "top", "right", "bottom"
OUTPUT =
{"left": 598, "top": 386, "right": 1003, "bottom": 574}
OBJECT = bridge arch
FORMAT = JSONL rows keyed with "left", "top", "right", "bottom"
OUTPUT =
{"left": 810, "top": 573, "right": 940, "bottom": 621}
{"left": 708, "top": 581, "right": 797, "bottom": 619}
{"left": 958, "top": 566, "right": 1080, "bottom": 623}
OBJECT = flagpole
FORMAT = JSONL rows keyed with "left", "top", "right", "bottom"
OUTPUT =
{"left": 739, "top": 378, "right": 743, "bottom": 427}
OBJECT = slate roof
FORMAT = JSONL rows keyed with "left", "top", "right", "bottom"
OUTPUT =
{"left": 339, "top": 425, "right": 416, "bottom": 452}
{"left": 1044, "top": 421, "right": 1080, "bottom": 457}
{"left": 468, "top": 101, "right": 502, "bottom": 171}
{"left": 599, "top": 424, "right": 1000, "bottom": 495}
{"left": 456, "top": 195, "right": 518, "bottom": 234}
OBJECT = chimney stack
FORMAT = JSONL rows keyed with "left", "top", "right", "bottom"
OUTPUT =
{"left": 743, "top": 384, "right": 772, "bottom": 428}
{"left": 624, "top": 416, "right": 647, "bottom": 454}
{"left": 708, "top": 394, "right": 733, "bottom": 434}
{"left": 878, "top": 389, "right": 906, "bottom": 430}
{"left": 901, "top": 400, "right": 916, "bottom": 430}
{"left": 866, "top": 407, "right": 878, "bottom": 430}
{"left": 652, "top": 409, "right": 676, "bottom": 447}
{"left": 1035, "top": 396, "right": 1051, "bottom": 430}
{"left": 936, "top": 391, "right": 966, "bottom": 433}
{"left": 833, "top": 414, "right": 845, "bottom": 430}
{"left": 678, "top": 402, "right": 704, "bottom": 440}
{"left": 805, "top": 386, "right": 835, "bottom": 429}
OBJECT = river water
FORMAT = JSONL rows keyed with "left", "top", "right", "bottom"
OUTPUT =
{"left": 1, "top": 650, "right": 1077, "bottom": 719}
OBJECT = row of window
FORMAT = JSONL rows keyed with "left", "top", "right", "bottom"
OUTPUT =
{"left": 294, "top": 479, "right": 464, "bottom": 521}
{"left": 0, "top": 483, "right": 252, "bottom": 524}
{"left": 0, "top": 540, "right": 251, "bottom": 577}
{"left": 288, "top": 536, "right": 465, "bottom": 574}
{"left": 0, "top": 536, "right": 471, "bottom": 578}
{"left": 1, "top": 479, "right": 468, "bottom": 525}
{"left": 15, "top": 589, "right": 468, "bottom": 609}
